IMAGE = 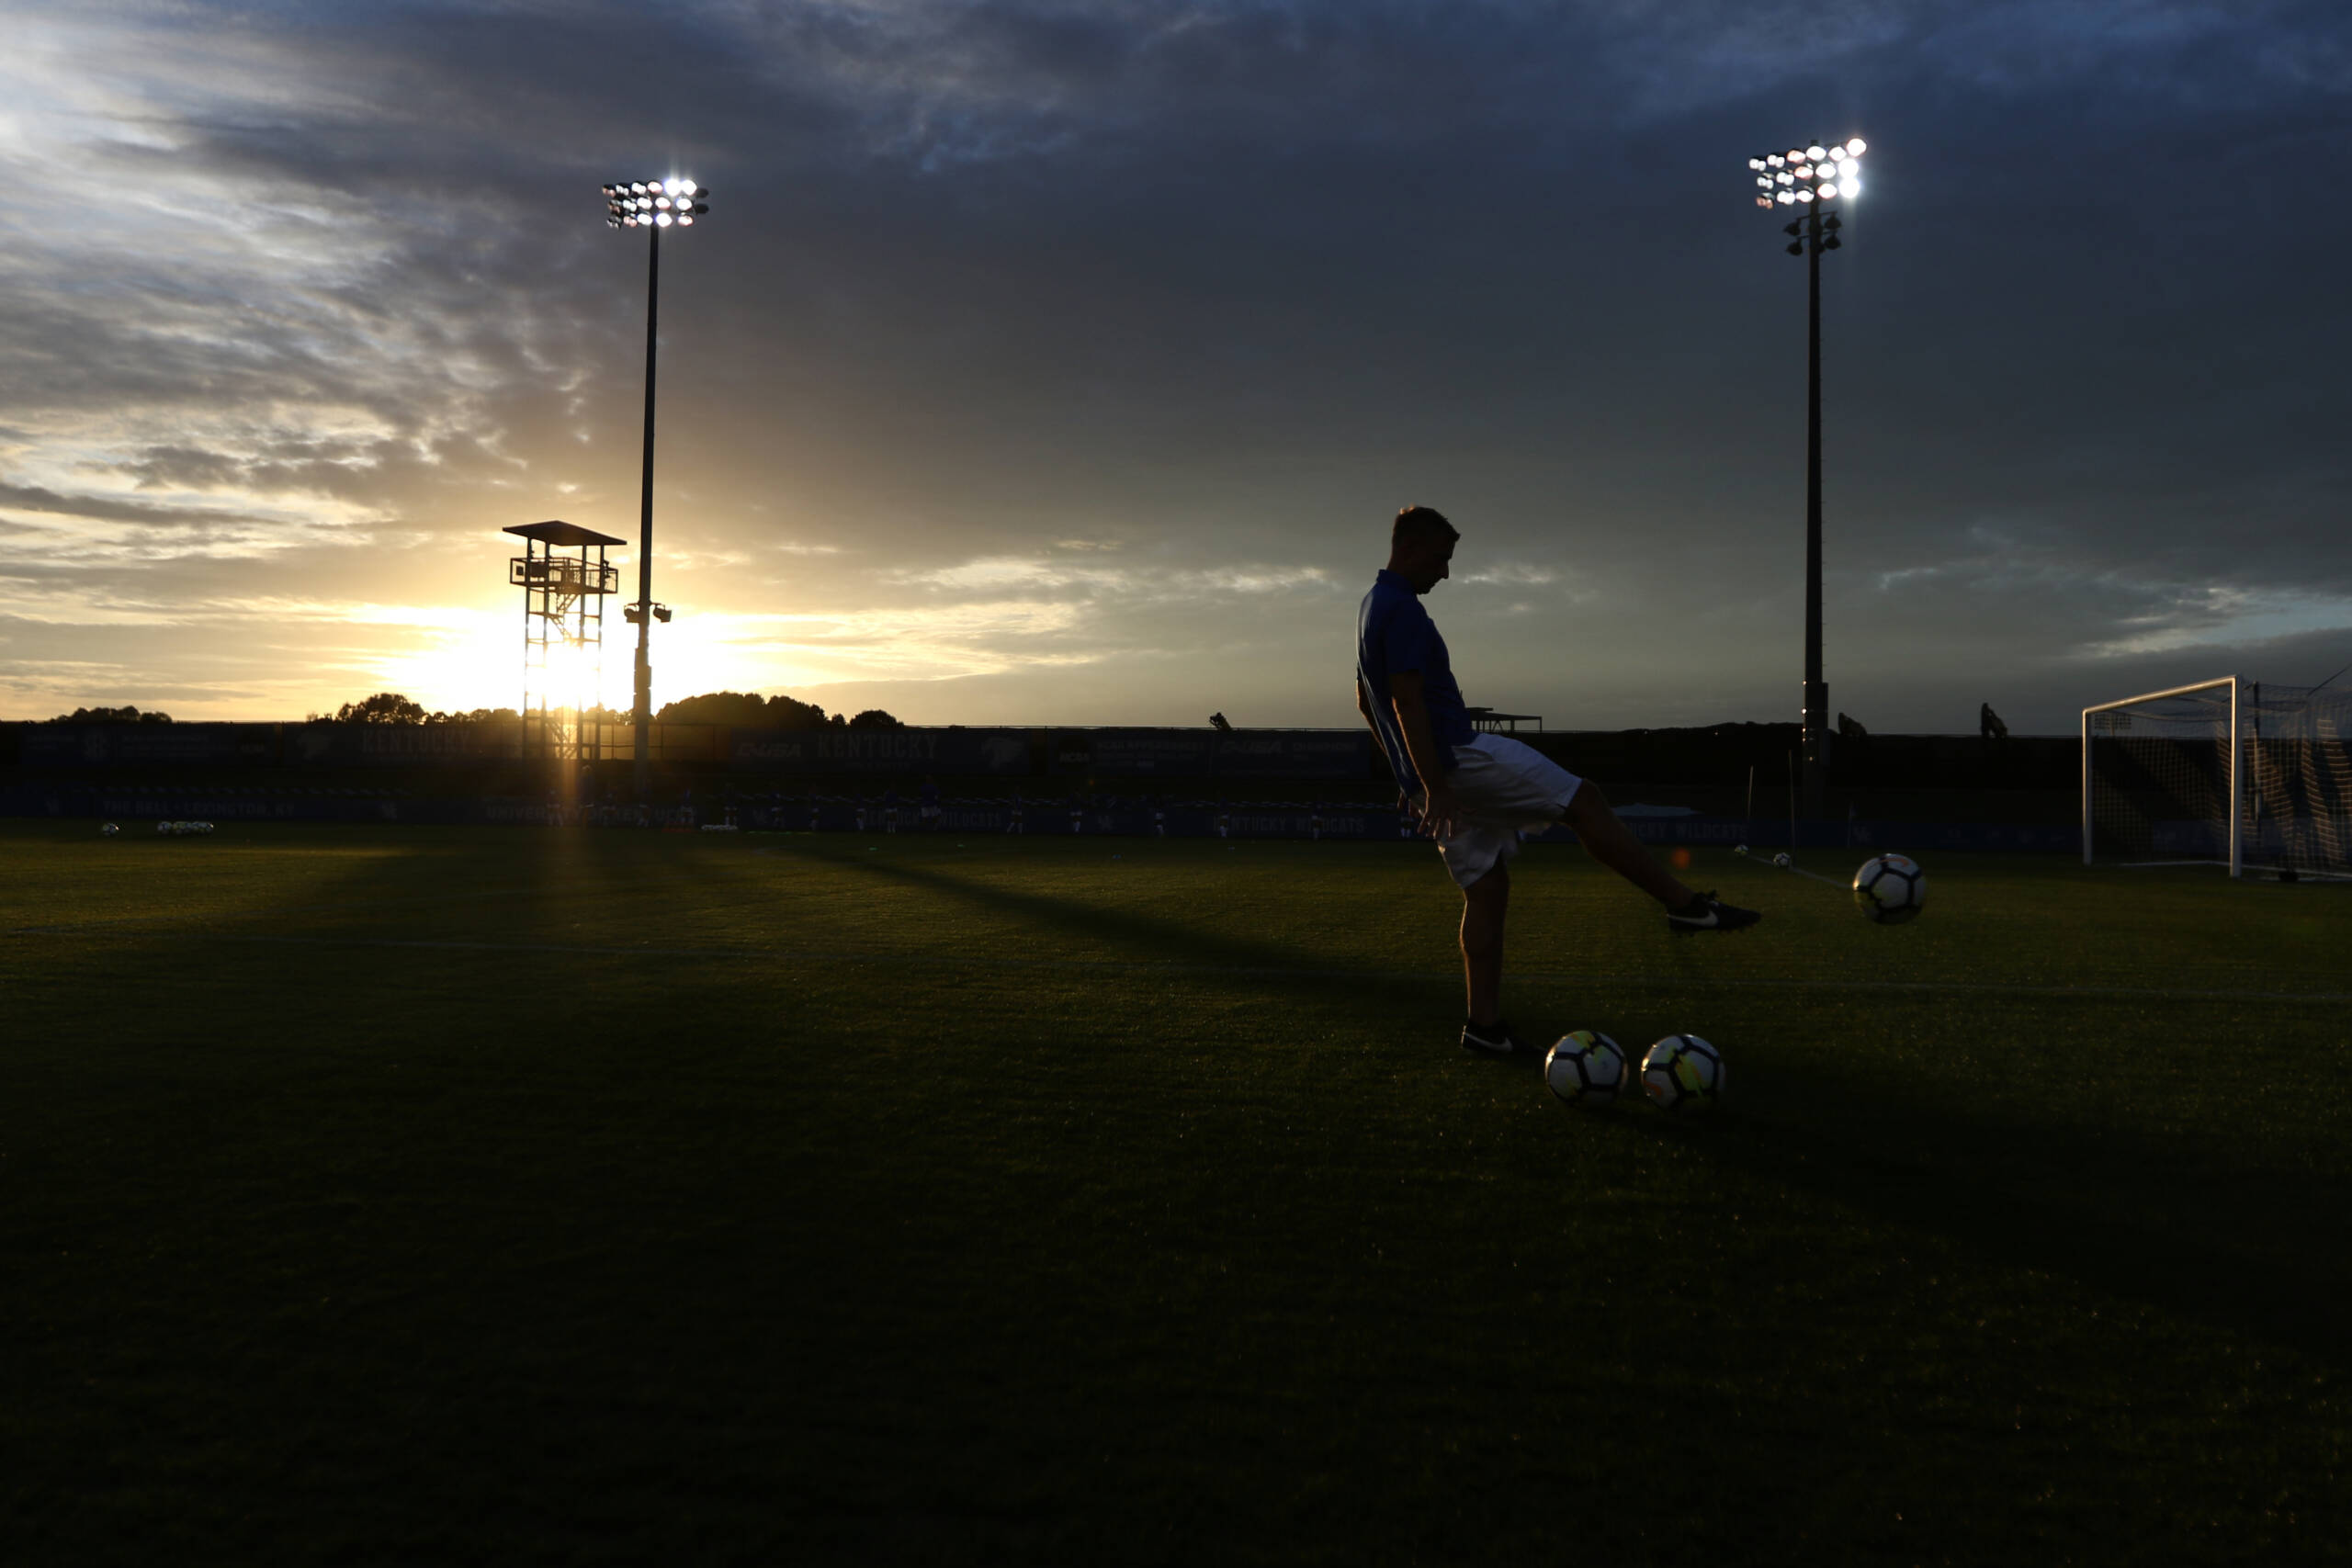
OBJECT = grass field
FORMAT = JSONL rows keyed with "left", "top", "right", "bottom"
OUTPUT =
{"left": 5, "top": 820, "right": 2348, "bottom": 1564}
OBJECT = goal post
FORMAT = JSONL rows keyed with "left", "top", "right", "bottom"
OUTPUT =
{"left": 2082, "top": 677, "right": 2240, "bottom": 875}
{"left": 2085, "top": 677, "right": 2352, "bottom": 878}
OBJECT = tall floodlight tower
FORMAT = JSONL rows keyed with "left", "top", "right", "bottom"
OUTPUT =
{"left": 603, "top": 176, "right": 711, "bottom": 798}
{"left": 1747, "top": 136, "right": 1866, "bottom": 817}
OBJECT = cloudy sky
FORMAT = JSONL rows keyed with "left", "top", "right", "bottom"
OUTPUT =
{"left": 3, "top": 1, "right": 2347, "bottom": 733}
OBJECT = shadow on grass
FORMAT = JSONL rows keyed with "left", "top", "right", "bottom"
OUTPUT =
{"left": 1641, "top": 1055, "right": 2352, "bottom": 1367}
{"left": 779, "top": 837, "right": 1456, "bottom": 1002}
{"left": 10, "top": 826, "right": 2348, "bottom": 1562}
{"left": 801, "top": 838, "right": 2352, "bottom": 1365}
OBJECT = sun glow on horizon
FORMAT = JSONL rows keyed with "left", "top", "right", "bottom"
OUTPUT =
{"left": 365, "top": 604, "right": 840, "bottom": 717}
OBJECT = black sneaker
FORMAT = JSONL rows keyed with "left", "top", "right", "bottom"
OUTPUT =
{"left": 1667, "top": 891, "right": 1761, "bottom": 934}
{"left": 1460, "top": 1019, "right": 1531, "bottom": 1056}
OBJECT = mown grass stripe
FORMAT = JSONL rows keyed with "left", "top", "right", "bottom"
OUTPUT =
{"left": 66, "top": 928, "right": 2352, "bottom": 1005}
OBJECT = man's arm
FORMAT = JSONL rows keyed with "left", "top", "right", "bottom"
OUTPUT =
{"left": 1387, "top": 670, "right": 1458, "bottom": 840}
{"left": 1356, "top": 677, "right": 1411, "bottom": 817}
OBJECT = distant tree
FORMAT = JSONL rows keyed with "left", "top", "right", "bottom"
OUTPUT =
{"left": 847, "top": 708, "right": 903, "bottom": 730}
{"left": 335, "top": 693, "right": 427, "bottom": 725}
{"left": 652, "top": 690, "right": 849, "bottom": 729}
{"left": 765, "top": 693, "right": 831, "bottom": 730}
{"left": 655, "top": 690, "right": 775, "bottom": 727}
{"left": 49, "top": 705, "right": 172, "bottom": 724}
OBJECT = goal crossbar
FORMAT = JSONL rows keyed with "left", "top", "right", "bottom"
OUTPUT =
{"left": 2082, "top": 675, "right": 2240, "bottom": 876}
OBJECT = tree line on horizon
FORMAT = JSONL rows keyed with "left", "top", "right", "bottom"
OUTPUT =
{"left": 43, "top": 692, "right": 900, "bottom": 728}
{"left": 41, "top": 705, "right": 177, "bottom": 725}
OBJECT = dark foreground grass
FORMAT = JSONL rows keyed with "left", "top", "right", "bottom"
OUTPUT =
{"left": 3, "top": 821, "right": 2347, "bottom": 1564}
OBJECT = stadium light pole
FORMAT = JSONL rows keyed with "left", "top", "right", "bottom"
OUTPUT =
{"left": 1747, "top": 137, "right": 1865, "bottom": 818}
{"left": 603, "top": 176, "right": 710, "bottom": 800}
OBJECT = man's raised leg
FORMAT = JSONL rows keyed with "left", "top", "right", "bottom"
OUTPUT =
{"left": 1563, "top": 783, "right": 1690, "bottom": 905}
{"left": 1563, "top": 782, "right": 1759, "bottom": 932}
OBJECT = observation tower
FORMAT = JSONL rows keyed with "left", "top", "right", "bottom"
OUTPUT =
{"left": 505, "top": 520, "right": 624, "bottom": 761}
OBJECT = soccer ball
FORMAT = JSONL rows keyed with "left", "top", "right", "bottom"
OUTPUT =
{"left": 1640, "top": 1034, "right": 1724, "bottom": 1113}
{"left": 156, "top": 821, "right": 174, "bottom": 835}
{"left": 1771, "top": 852, "right": 1792, "bottom": 867}
{"left": 1544, "top": 1030, "right": 1626, "bottom": 1108}
{"left": 101, "top": 822, "right": 120, "bottom": 837}
{"left": 1852, "top": 853, "right": 1926, "bottom": 924}
{"left": 197, "top": 821, "right": 215, "bottom": 835}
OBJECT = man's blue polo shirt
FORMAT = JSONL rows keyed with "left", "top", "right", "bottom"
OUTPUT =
{"left": 1358, "top": 569, "right": 1476, "bottom": 793}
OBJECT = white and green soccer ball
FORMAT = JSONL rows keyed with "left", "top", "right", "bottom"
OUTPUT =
{"left": 1544, "top": 1030, "right": 1626, "bottom": 1108}
{"left": 101, "top": 822, "right": 120, "bottom": 837}
{"left": 1640, "top": 1034, "right": 1724, "bottom": 1113}
{"left": 156, "top": 820, "right": 175, "bottom": 835}
{"left": 1853, "top": 853, "right": 1925, "bottom": 924}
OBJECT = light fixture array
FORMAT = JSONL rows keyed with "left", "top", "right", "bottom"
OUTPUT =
{"left": 605, "top": 177, "right": 711, "bottom": 230}
{"left": 1747, "top": 139, "right": 1866, "bottom": 209}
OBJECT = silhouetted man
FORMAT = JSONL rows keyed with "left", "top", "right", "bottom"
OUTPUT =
{"left": 1356, "top": 505, "right": 1759, "bottom": 1057}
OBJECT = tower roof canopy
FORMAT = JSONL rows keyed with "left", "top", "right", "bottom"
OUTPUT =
{"left": 504, "top": 519, "right": 627, "bottom": 548}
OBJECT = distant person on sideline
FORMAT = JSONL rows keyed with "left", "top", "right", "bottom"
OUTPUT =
{"left": 1356, "top": 504, "right": 1760, "bottom": 1058}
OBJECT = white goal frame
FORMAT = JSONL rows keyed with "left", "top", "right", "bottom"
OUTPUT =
{"left": 2081, "top": 675, "right": 2240, "bottom": 876}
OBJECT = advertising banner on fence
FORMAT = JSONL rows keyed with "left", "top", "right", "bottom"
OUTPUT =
{"left": 1213, "top": 730, "right": 1372, "bottom": 778}
{"left": 1072, "top": 729, "right": 1217, "bottom": 775}
{"left": 1056, "top": 728, "right": 1372, "bottom": 779}
{"left": 285, "top": 722, "right": 524, "bottom": 766}
{"left": 729, "top": 727, "right": 1034, "bottom": 774}
{"left": 18, "top": 724, "right": 282, "bottom": 767}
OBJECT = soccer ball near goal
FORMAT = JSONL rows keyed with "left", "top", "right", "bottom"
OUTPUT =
{"left": 1544, "top": 1030, "right": 1626, "bottom": 1108}
{"left": 1852, "top": 853, "right": 1926, "bottom": 924}
{"left": 1640, "top": 1034, "right": 1724, "bottom": 1113}
{"left": 100, "top": 822, "right": 120, "bottom": 837}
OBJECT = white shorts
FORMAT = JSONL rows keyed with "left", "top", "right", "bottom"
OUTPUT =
{"left": 1428, "top": 734, "right": 1583, "bottom": 889}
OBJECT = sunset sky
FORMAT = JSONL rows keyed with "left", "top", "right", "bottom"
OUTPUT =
{"left": 4, "top": 1, "right": 2347, "bottom": 733}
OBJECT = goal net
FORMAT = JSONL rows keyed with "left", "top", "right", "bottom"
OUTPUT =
{"left": 2083, "top": 677, "right": 2352, "bottom": 877}
{"left": 2245, "top": 682, "right": 2352, "bottom": 877}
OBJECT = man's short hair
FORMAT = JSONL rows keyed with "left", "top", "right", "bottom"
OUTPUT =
{"left": 1393, "top": 504, "right": 1458, "bottom": 549}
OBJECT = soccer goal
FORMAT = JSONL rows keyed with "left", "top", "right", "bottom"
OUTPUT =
{"left": 2083, "top": 676, "right": 2352, "bottom": 878}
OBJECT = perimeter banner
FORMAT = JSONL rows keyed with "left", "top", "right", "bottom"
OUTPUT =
{"left": 17, "top": 724, "right": 282, "bottom": 767}
{"left": 729, "top": 728, "right": 1034, "bottom": 774}
{"left": 1072, "top": 729, "right": 1218, "bottom": 775}
{"left": 284, "top": 722, "right": 523, "bottom": 766}
{"left": 1057, "top": 728, "right": 1372, "bottom": 779}
{"left": 1212, "top": 730, "right": 1373, "bottom": 778}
